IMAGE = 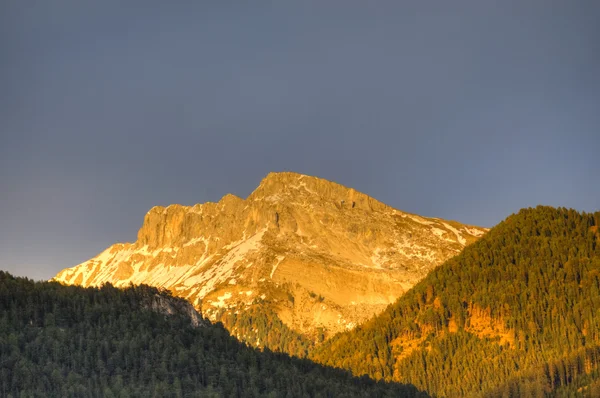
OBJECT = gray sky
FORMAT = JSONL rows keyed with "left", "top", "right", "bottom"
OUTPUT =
{"left": 1, "top": 1, "right": 599, "bottom": 281}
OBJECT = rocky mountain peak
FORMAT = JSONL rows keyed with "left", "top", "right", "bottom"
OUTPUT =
{"left": 249, "top": 171, "right": 391, "bottom": 213}
{"left": 54, "top": 172, "right": 488, "bottom": 348}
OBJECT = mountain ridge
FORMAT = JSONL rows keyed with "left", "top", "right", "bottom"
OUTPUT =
{"left": 54, "top": 171, "right": 487, "bottom": 351}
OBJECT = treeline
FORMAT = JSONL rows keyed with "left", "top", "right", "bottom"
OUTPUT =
{"left": 311, "top": 206, "right": 600, "bottom": 397}
{"left": 0, "top": 272, "right": 426, "bottom": 398}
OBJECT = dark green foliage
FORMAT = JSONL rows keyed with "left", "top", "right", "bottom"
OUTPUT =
{"left": 0, "top": 272, "right": 424, "bottom": 397}
{"left": 312, "top": 206, "right": 600, "bottom": 397}
{"left": 220, "top": 306, "right": 313, "bottom": 358}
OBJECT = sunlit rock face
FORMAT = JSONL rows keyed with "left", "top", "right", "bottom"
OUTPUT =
{"left": 54, "top": 172, "right": 487, "bottom": 343}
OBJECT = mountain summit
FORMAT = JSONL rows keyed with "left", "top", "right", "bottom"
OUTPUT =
{"left": 54, "top": 172, "right": 487, "bottom": 350}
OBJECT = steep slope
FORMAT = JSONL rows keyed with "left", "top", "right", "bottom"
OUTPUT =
{"left": 0, "top": 271, "right": 427, "bottom": 397}
{"left": 53, "top": 172, "right": 487, "bottom": 353}
{"left": 311, "top": 206, "right": 600, "bottom": 397}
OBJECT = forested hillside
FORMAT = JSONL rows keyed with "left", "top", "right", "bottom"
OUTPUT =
{"left": 312, "top": 206, "right": 600, "bottom": 397}
{"left": 0, "top": 272, "right": 425, "bottom": 398}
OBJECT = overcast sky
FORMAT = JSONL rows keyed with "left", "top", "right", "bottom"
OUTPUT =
{"left": 1, "top": 1, "right": 599, "bottom": 281}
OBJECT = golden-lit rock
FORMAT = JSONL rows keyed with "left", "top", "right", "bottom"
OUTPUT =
{"left": 54, "top": 171, "right": 487, "bottom": 343}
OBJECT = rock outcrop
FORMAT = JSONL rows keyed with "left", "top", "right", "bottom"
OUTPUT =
{"left": 145, "top": 292, "right": 206, "bottom": 328}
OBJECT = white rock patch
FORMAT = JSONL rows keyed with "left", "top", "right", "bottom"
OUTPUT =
{"left": 270, "top": 255, "right": 285, "bottom": 279}
{"left": 442, "top": 223, "right": 467, "bottom": 246}
{"left": 408, "top": 215, "right": 435, "bottom": 225}
{"left": 211, "top": 292, "right": 233, "bottom": 308}
{"left": 431, "top": 227, "right": 446, "bottom": 238}
{"left": 464, "top": 227, "right": 486, "bottom": 237}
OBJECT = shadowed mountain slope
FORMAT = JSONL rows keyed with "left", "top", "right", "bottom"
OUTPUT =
{"left": 0, "top": 271, "right": 428, "bottom": 397}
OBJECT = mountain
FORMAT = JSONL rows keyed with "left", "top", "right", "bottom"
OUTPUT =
{"left": 311, "top": 206, "right": 600, "bottom": 397}
{"left": 53, "top": 172, "right": 487, "bottom": 354}
{"left": 0, "top": 271, "right": 428, "bottom": 397}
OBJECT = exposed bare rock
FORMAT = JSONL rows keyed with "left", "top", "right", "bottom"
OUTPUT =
{"left": 146, "top": 293, "right": 206, "bottom": 328}
{"left": 54, "top": 172, "right": 487, "bottom": 344}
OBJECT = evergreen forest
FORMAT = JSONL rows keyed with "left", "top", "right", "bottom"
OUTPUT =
{"left": 312, "top": 206, "right": 600, "bottom": 397}
{"left": 0, "top": 272, "right": 424, "bottom": 398}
